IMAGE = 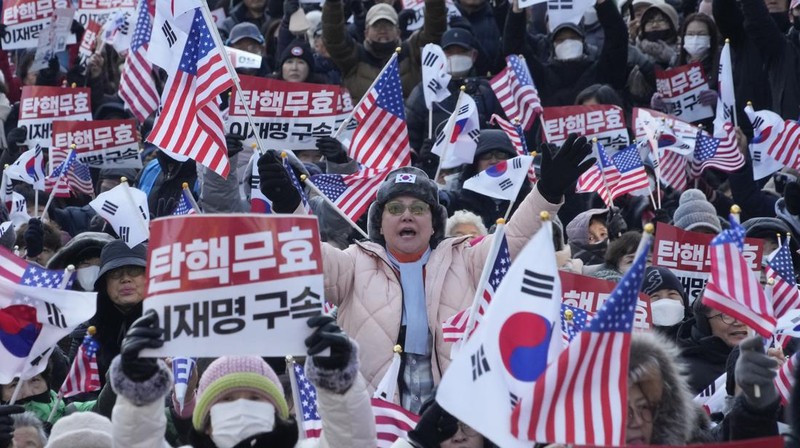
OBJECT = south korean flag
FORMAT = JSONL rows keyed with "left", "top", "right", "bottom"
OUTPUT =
{"left": 462, "top": 155, "right": 534, "bottom": 201}
{"left": 89, "top": 182, "right": 150, "bottom": 247}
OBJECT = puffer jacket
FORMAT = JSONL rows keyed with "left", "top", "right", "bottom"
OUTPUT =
{"left": 321, "top": 0, "right": 446, "bottom": 102}
{"left": 322, "top": 184, "right": 560, "bottom": 393}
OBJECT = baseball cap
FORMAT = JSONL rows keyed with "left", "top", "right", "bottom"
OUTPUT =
{"left": 441, "top": 28, "right": 474, "bottom": 50}
{"left": 226, "top": 22, "right": 265, "bottom": 45}
{"left": 366, "top": 3, "right": 398, "bottom": 27}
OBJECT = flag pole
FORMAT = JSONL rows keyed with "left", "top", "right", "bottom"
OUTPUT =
{"left": 285, "top": 356, "right": 306, "bottom": 440}
{"left": 433, "top": 87, "right": 466, "bottom": 184}
{"left": 428, "top": 104, "right": 434, "bottom": 139}
{"left": 43, "top": 146, "right": 76, "bottom": 222}
{"left": 181, "top": 182, "right": 202, "bottom": 214}
{"left": 593, "top": 138, "right": 615, "bottom": 208}
{"left": 463, "top": 219, "right": 507, "bottom": 341}
{"left": 120, "top": 177, "right": 150, "bottom": 239}
{"left": 196, "top": 3, "right": 269, "bottom": 156}
{"left": 648, "top": 121, "right": 665, "bottom": 210}
{"left": 301, "top": 174, "right": 369, "bottom": 240}
{"left": 332, "top": 50, "right": 400, "bottom": 139}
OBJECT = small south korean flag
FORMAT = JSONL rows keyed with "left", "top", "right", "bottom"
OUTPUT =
{"left": 463, "top": 156, "right": 534, "bottom": 201}
{"left": 396, "top": 173, "right": 417, "bottom": 184}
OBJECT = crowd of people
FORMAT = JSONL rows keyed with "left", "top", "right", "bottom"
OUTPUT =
{"left": 0, "top": 0, "right": 799, "bottom": 446}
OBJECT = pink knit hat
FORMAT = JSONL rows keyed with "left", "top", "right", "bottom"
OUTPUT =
{"left": 192, "top": 356, "right": 289, "bottom": 431}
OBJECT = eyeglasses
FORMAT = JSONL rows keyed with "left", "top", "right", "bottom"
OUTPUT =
{"left": 456, "top": 421, "right": 479, "bottom": 437}
{"left": 107, "top": 266, "right": 145, "bottom": 280}
{"left": 708, "top": 313, "right": 740, "bottom": 325}
{"left": 385, "top": 200, "right": 430, "bottom": 216}
{"left": 628, "top": 402, "right": 657, "bottom": 423}
{"left": 478, "top": 150, "right": 511, "bottom": 162}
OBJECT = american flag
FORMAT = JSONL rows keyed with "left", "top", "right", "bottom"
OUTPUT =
{"left": 746, "top": 106, "right": 800, "bottom": 169}
{"left": 577, "top": 141, "right": 620, "bottom": 206}
{"left": 610, "top": 144, "right": 650, "bottom": 198}
{"left": 119, "top": 0, "right": 159, "bottom": 123}
{"left": 489, "top": 55, "right": 542, "bottom": 131}
{"left": 702, "top": 215, "right": 776, "bottom": 338}
{"left": 172, "top": 189, "right": 197, "bottom": 215}
{"left": 293, "top": 362, "right": 323, "bottom": 439}
{"left": 689, "top": 126, "right": 743, "bottom": 176}
{"left": 0, "top": 246, "right": 74, "bottom": 288}
{"left": 59, "top": 330, "right": 100, "bottom": 398}
{"left": 442, "top": 232, "right": 511, "bottom": 343}
{"left": 512, "top": 235, "right": 651, "bottom": 445}
{"left": 308, "top": 168, "right": 388, "bottom": 222}
{"left": 147, "top": 8, "right": 233, "bottom": 178}
{"left": 490, "top": 114, "right": 536, "bottom": 183}
{"left": 776, "top": 352, "right": 797, "bottom": 406}
{"left": 766, "top": 242, "right": 800, "bottom": 318}
{"left": 560, "top": 304, "right": 591, "bottom": 347}
{"left": 655, "top": 148, "right": 688, "bottom": 192}
{"left": 284, "top": 159, "right": 311, "bottom": 214}
{"left": 349, "top": 57, "right": 410, "bottom": 169}
{"left": 372, "top": 397, "right": 420, "bottom": 447}
{"left": 47, "top": 149, "right": 95, "bottom": 197}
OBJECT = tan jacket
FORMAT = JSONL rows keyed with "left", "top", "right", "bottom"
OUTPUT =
{"left": 322, "top": 185, "right": 562, "bottom": 395}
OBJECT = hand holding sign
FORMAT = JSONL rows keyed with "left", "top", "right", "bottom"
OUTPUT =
{"left": 120, "top": 310, "right": 164, "bottom": 381}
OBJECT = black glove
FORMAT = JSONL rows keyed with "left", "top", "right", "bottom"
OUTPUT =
{"left": 36, "top": 57, "right": 60, "bottom": 87}
{"left": 225, "top": 132, "right": 245, "bottom": 158}
{"left": 407, "top": 401, "right": 459, "bottom": 448}
{"left": 283, "top": 0, "right": 300, "bottom": 17}
{"left": 24, "top": 218, "right": 44, "bottom": 258}
{"left": 536, "top": 133, "right": 594, "bottom": 204}
{"left": 316, "top": 136, "right": 348, "bottom": 164}
{"left": 653, "top": 208, "right": 671, "bottom": 224}
{"left": 155, "top": 197, "right": 176, "bottom": 217}
{"left": 735, "top": 336, "right": 779, "bottom": 410}
{"left": 257, "top": 150, "right": 301, "bottom": 213}
{"left": 305, "top": 315, "right": 352, "bottom": 370}
{"left": 606, "top": 207, "right": 628, "bottom": 240}
{"left": 6, "top": 126, "right": 28, "bottom": 155}
{"left": 785, "top": 181, "right": 800, "bottom": 216}
{"left": 120, "top": 310, "right": 164, "bottom": 382}
{"left": 418, "top": 138, "right": 435, "bottom": 156}
{"left": 0, "top": 405, "right": 24, "bottom": 448}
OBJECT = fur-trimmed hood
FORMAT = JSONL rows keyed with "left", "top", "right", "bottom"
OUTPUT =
{"left": 46, "top": 231, "right": 114, "bottom": 270}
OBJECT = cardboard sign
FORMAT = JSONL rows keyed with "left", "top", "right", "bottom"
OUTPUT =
{"left": 653, "top": 222, "right": 764, "bottom": 303}
{"left": 142, "top": 214, "right": 324, "bottom": 357}
{"left": 19, "top": 86, "right": 93, "bottom": 150}
{"left": 559, "top": 271, "right": 653, "bottom": 330}
{"left": 52, "top": 119, "right": 142, "bottom": 169}
{"left": 541, "top": 105, "right": 629, "bottom": 151}
{"left": 226, "top": 75, "right": 355, "bottom": 151}
{"left": 656, "top": 62, "right": 714, "bottom": 123}
{"left": 1, "top": 0, "right": 76, "bottom": 49}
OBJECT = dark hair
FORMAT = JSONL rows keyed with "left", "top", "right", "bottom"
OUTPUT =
{"left": 575, "top": 84, "right": 625, "bottom": 109}
{"left": 677, "top": 13, "right": 721, "bottom": 84}
{"left": 604, "top": 231, "right": 642, "bottom": 267}
{"left": 14, "top": 221, "right": 64, "bottom": 253}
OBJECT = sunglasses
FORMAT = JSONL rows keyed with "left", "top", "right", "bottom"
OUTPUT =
{"left": 385, "top": 200, "right": 430, "bottom": 216}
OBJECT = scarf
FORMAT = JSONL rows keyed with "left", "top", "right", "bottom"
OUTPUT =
{"left": 387, "top": 248, "right": 431, "bottom": 355}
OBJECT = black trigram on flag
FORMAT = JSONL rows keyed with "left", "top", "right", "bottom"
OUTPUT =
{"left": 138, "top": 205, "right": 148, "bottom": 221}
{"left": 458, "top": 104, "right": 470, "bottom": 115}
{"left": 512, "top": 158, "right": 522, "bottom": 169}
{"left": 499, "top": 178, "right": 513, "bottom": 191}
{"left": 520, "top": 269, "right": 555, "bottom": 299}
{"left": 548, "top": 0, "right": 573, "bottom": 9}
{"left": 752, "top": 115, "right": 764, "bottom": 130}
{"left": 102, "top": 200, "right": 119, "bottom": 215}
{"left": 471, "top": 344, "right": 491, "bottom": 381}
{"left": 422, "top": 52, "right": 439, "bottom": 67}
{"left": 46, "top": 302, "right": 66, "bottom": 328}
{"left": 251, "top": 173, "right": 260, "bottom": 189}
{"left": 118, "top": 226, "right": 130, "bottom": 243}
{"left": 426, "top": 79, "right": 443, "bottom": 95}
{"left": 467, "top": 128, "right": 481, "bottom": 142}
{"left": 162, "top": 21, "right": 177, "bottom": 46}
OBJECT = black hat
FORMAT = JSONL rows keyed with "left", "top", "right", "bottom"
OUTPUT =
{"left": 47, "top": 232, "right": 115, "bottom": 270}
{"left": 641, "top": 266, "right": 687, "bottom": 306}
{"left": 474, "top": 129, "right": 517, "bottom": 161}
{"left": 441, "top": 28, "right": 474, "bottom": 50}
{"left": 95, "top": 239, "right": 147, "bottom": 289}
{"left": 551, "top": 22, "right": 585, "bottom": 40}
{"left": 280, "top": 40, "right": 315, "bottom": 72}
{"left": 226, "top": 22, "right": 265, "bottom": 45}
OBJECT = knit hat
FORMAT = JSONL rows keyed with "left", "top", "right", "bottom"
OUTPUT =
{"left": 46, "top": 412, "right": 113, "bottom": 448}
{"left": 280, "top": 39, "right": 315, "bottom": 71}
{"left": 474, "top": 129, "right": 517, "bottom": 162}
{"left": 193, "top": 356, "right": 289, "bottom": 431}
{"left": 672, "top": 189, "right": 721, "bottom": 234}
{"left": 642, "top": 266, "right": 687, "bottom": 306}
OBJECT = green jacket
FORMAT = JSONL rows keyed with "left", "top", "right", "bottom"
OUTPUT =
{"left": 23, "top": 390, "right": 96, "bottom": 424}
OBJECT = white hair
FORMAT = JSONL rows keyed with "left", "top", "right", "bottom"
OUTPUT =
{"left": 446, "top": 210, "right": 488, "bottom": 237}
{"left": 12, "top": 411, "right": 47, "bottom": 446}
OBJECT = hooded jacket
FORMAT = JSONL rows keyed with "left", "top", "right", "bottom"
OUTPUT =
{"left": 565, "top": 208, "right": 608, "bottom": 266}
{"left": 676, "top": 312, "right": 734, "bottom": 395}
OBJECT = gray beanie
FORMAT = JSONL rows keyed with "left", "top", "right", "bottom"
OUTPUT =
{"left": 672, "top": 189, "right": 721, "bottom": 234}
{"left": 45, "top": 412, "right": 113, "bottom": 448}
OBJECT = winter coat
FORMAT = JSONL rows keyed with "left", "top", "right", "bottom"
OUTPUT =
{"left": 503, "top": 0, "right": 628, "bottom": 107}
{"left": 453, "top": 0, "right": 508, "bottom": 76}
{"left": 321, "top": 0, "right": 446, "bottom": 102}
{"left": 676, "top": 317, "right": 733, "bottom": 394}
{"left": 16, "top": 390, "right": 95, "bottom": 425}
{"left": 89, "top": 287, "right": 143, "bottom": 387}
{"left": 218, "top": 3, "right": 271, "bottom": 40}
{"left": 321, "top": 184, "right": 560, "bottom": 393}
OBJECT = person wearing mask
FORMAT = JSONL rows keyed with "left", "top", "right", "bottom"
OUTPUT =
{"left": 47, "top": 232, "right": 114, "bottom": 292}
{"left": 641, "top": 266, "right": 690, "bottom": 339}
{"left": 503, "top": 0, "right": 628, "bottom": 107}
{"left": 256, "top": 135, "right": 594, "bottom": 411}
{"left": 589, "top": 230, "right": 642, "bottom": 281}
{"left": 565, "top": 208, "right": 611, "bottom": 265}
{"left": 636, "top": 4, "right": 680, "bottom": 69}
{"left": 322, "top": 0, "right": 446, "bottom": 101}
{"left": 453, "top": 0, "right": 508, "bottom": 76}
{"left": 406, "top": 28, "right": 501, "bottom": 155}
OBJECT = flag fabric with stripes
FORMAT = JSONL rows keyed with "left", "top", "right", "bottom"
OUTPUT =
{"left": 308, "top": 168, "right": 388, "bottom": 222}
{"left": 489, "top": 55, "right": 542, "bottom": 131}
{"left": 293, "top": 362, "right": 323, "bottom": 439}
{"left": 491, "top": 114, "right": 535, "bottom": 183}
{"left": 560, "top": 304, "right": 591, "bottom": 347}
{"left": 59, "top": 331, "right": 100, "bottom": 398}
{"left": 745, "top": 105, "right": 800, "bottom": 170}
{"left": 767, "top": 242, "right": 800, "bottom": 318}
{"left": 372, "top": 397, "right": 420, "bottom": 447}
{"left": 689, "top": 127, "right": 743, "bottom": 176}
{"left": 442, "top": 231, "right": 511, "bottom": 343}
{"left": 172, "top": 189, "right": 197, "bottom": 215}
{"left": 349, "top": 57, "right": 411, "bottom": 169}
{"left": 577, "top": 141, "right": 619, "bottom": 206}
{"left": 119, "top": 0, "right": 159, "bottom": 123}
{"left": 776, "top": 352, "right": 797, "bottom": 406}
{"left": 610, "top": 144, "right": 650, "bottom": 198}
{"left": 285, "top": 159, "right": 311, "bottom": 214}
{"left": 147, "top": 8, "right": 233, "bottom": 178}
{"left": 655, "top": 148, "right": 688, "bottom": 192}
{"left": 48, "top": 149, "right": 95, "bottom": 197}
{"left": 0, "top": 246, "right": 74, "bottom": 288}
{"left": 511, "top": 234, "right": 651, "bottom": 445}
{"left": 702, "top": 215, "right": 776, "bottom": 337}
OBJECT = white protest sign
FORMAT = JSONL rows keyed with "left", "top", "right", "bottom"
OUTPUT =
{"left": 225, "top": 46, "right": 263, "bottom": 69}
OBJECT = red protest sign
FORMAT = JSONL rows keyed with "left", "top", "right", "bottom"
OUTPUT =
{"left": 143, "top": 214, "right": 324, "bottom": 357}
{"left": 559, "top": 271, "right": 653, "bottom": 330}
{"left": 52, "top": 119, "right": 141, "bottom": 169}
{"left": 19, "top": 86, "right": 93, "bottom": 149}
{"left": 1, "top": 0, "right": 73, "bottom": 50}
{"left": 541, "top": 105, "right": 629, "bottom": 151}
{"left": 655, "top": 62, "right": 714, "bottom": 123}
{"left": 78, "top": 20, "right": 102, "bottom": 62}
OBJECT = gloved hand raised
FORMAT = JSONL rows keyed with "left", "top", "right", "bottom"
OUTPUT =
{"left": 735, "top": 336, "right": 779, "bottom": 410}
{"left": 316, "top": 136, "right": 349, "bottom": 164}
{"left": 120, "top": 310, "right": 164, "bottom": 382}
{"left": 407, "top": 400, "right": 459, "bottom": 448}
{"left": 0, "top": 405, "right": 24, "bottom": 448}
{"left": 605, "top": 207, "right": 628, "bottom": 240}
{"left": 24, "top": 218, "right": 44, "bottom": 258}
{"left": 536, "top": 133, "right": 594, "bottom": 204}
{"left": 305, "top": 315, "right": 352, "bottom": 370}
{"left": 257, "top": 150, "right": 301, "bottom": 213}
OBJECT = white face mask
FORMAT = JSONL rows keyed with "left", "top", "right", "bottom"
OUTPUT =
{"left": 76, "top": 266, "right": 100, "bottom": 291}
{"left": 210, "top": 399, "right": 276, "bottom": 448}
{"left": 683, "top": 35, "right": 711, "bottom": 57}
{"left": 554, "top": 39, "right": 584, "bottom": 60}
{"left": 446, "top": 54, "right": 473, "bottom": 76}
{"left": 650, "top": 299, "right": 685, "bottom": 327}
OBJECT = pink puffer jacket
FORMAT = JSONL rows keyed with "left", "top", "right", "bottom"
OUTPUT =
{"left": 322, "top": 185, "right": 562, "bottom": 396}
